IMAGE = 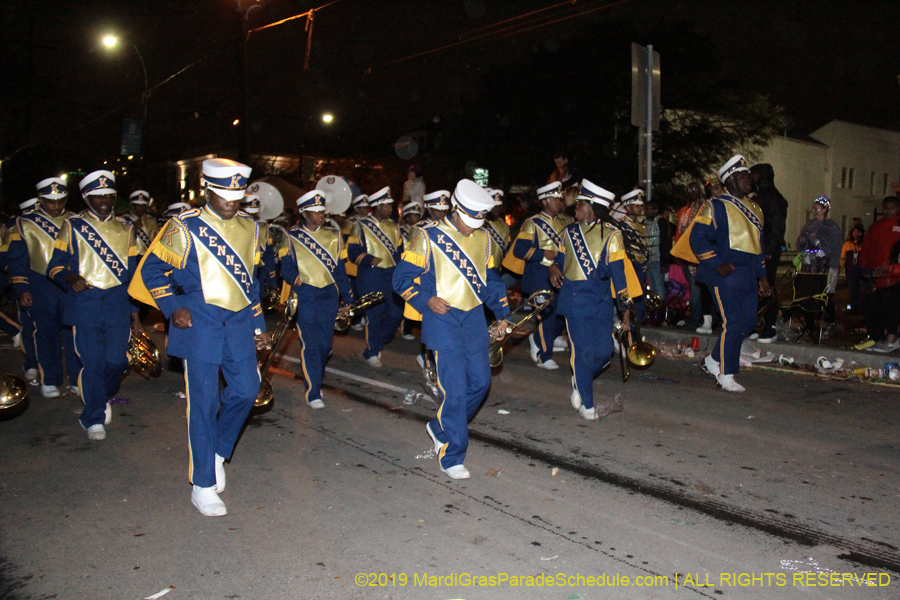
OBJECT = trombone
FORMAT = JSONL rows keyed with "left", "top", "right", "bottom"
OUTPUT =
{"left": 256, "top": 292, "right": 299, "bottom": 409}
{"left": 614, "top": 292, "right": 657, "bottom": 382}
{"left": 488, "top": 290, "right": 554, "bottom": 367}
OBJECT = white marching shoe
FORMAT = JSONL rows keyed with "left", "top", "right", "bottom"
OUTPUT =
{"left": 528, "top": 334, "right": 541, "bottom": 363}
{"left": 426, "top": 422, "right": 444, "bottom": 455}
{"left": 537, "top": 358, "right": 559, "bottom": 370}
{"left": 364, "top": 352, "right": 383, "bottom": 368}
{"left": 192, "top": 485, "right": 227, "bottom": 517}
{"left": 701, "top": 355, "right": 720, "bottom": 378}
{"left": 104, "top": 402, "right": 112, "bottom": 425}
{"left": 570, "top": 377, "right": 582, "bottom": 409}
{"left": 553, "top": 335, "right": 569, "bottom": 352}
{"left": 716, "top": 373, "right": 745, "bottom": 393}
{"left": 308, "top": 399, "right": 325, "bottom": 409}
{"left": 215, "top": 454, "right": 226, "bottom": 493}
{"left": 24, "top": 368, "right": 39, "bottom": 385}
{"left": 696, "top": 315, "right": 713, "bottom": 335}
{"left": 578, "top": 405, "right": 597, "bottom": 420}
{"left": 41, "top": 385, "right": 60, "bottom": 398}
{"left": 442, "top": 464, "right": 471, "bottom": 480}
{"left": 86, "top": 424, "right": 106, "bottom": 441}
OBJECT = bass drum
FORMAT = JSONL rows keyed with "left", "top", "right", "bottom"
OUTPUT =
{"left": 247, "top": 181, "right": 284, "bottom": 222}
{"left": 316, "top": 175, "right": 352, "bottom": 215}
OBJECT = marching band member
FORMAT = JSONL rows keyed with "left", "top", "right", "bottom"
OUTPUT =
{"left": 13, "top": 198, "right": 40, "bottom": 383}
{"left": 484, "top": 189, "right": 511, "bottom": 257}
{"left": 280, "top": 190, "right": 353, "bottom": 409}
{"left": 47, "top": 171, "right": 142, "bottom": 440}
{"left": 393, "top": 179, "right": 510, "bottom": 479}
{"left": 400, "top": 202, "right": 424, "bottom": 340}
{"left": 400, "top": 202, "right": 423, "bottom": 242}
{"left": 347, "top": 187, "right": 404, "bottom": 368}
{"left": 618, "top": 189, "right": 648, "bottom": 323}
{"left": 8, "top": 177, "right": 81, "bottom": 397}
{"left": 345, "top": 194, "right": 370, "bottom": 331}
{"left": 167, "top": 202, "right": 190, "bottom": 218}
{"left": 549, "top": 180, "right": 631, "bottom": 420}
{"left": 422, "top": 189, "right": 450, "bottom": 224}
{"left": 131, "top": 158, "right": 269, "bottom": 516}
{"left": 672, "top": 155, "right": 771, "bottom": 393}
{"left": 126, "top": 190, "right": 159, "bottom": 257}
{"left": 508, "top": 181, "right": 568, "bottom": 370}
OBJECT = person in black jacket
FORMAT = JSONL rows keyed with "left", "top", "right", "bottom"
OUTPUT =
{"left": 750, "top": 163, "right": 788, "bottom": 342}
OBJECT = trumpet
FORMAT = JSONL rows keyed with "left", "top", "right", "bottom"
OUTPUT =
{"left": 128, "top": 331, "right": 162, "bottom": 378}
{"left": 334, "top": 291, "right": 385, "bottom": 332}
{"left": 256, "top": 292, "right": 299, "bottom": 409}
{"left": 488, "top": 290, "right": 554, "bottom": 368}
{"left": 615, "top": 292, "right": 657, "bottom": 382}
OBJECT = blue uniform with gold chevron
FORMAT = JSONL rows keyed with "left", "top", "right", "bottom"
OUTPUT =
{"left": 510, "top": 212, "right": 566, "bottom": 363}
{"left": 134, "top": 206, "right": 265, "bottom": 489}
{"left": 555, "top": 221, "right": 630, "bottom": 410}
{"left": 393, "top": 217, "right": 510, "bottom": 472}
{"left": 7, "top": 207, "right": 81, "bottom": 389}
{"left": 688, "top": 194, "right": 766, "bottom": 375}
{"left": 47, "top": 212, "right": 138, "bottom": 428}
{"left": 280, "top": 222, "right": 353, "bottom": 405}
{"left": 347, "top": 214, "right": 404, "bottom": 361}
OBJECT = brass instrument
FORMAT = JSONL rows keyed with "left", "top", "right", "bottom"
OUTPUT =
{"left": 261, "top": 286, "right": 281, "bottom": 313}
{"left": 256, "top": 292, "right": 299, "bottom": 409}
{"left": 645, "top": 290, "right": 663, "bottom": 312}
{"left": 128, "top": 331, "right": 162, "bottom": 378}
{"left": 0, "top": 374, "right": 28, "bottom": 415}
{"left": 334, "top": 291, "right": 385, "bottom": 332}
{"left": 488, "top": 290, "right": 554, "bottom": 368}
{"left": 615, "top": 293, "right": 657, "bottom": 382}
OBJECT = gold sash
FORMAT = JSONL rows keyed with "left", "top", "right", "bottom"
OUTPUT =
{"left": 59, "top": 214, "right": 135, "bottom": 290}
{"left": 288, "top": 226, "right": 342, "bottom": 288}
{"left": 19, "top": 210, "right": 69, "bottom": 275}
{"left": 357, "top": 217, "right": 401, "bottom": 268}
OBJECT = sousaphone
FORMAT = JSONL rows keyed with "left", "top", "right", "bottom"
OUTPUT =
{"left": 247, "top": 181, "right": 285, "bottom": 222}
{"left": 316, "top": 175, "right": 352, "bottom": 215}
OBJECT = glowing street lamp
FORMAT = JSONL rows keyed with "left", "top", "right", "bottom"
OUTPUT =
{"left": 322, "top": 113, "right": 333, "bottom": 124}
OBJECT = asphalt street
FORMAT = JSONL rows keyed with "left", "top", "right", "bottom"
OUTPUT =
{"left": 0, "top": 323, "right": 897, "bottom": 600}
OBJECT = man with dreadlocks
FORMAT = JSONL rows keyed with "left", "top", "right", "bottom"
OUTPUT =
{"left": 549, "top": 180, "right": 634, "bottom": 421}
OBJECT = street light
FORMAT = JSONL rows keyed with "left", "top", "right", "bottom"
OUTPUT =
{"left": 322, "top": 113, "right": 333, "bottom": 124}
{"left": 101, "top": 33, "right": 149, "bottom": 156}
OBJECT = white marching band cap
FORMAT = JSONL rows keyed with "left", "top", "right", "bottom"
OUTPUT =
{"left": 129, "top": 190, "right": 150, "bottom": 204}
{"left": 19, "top": 198, "right": 38, "bottom": 211}
{"left": 578, "top": 179, "right": 615, "bottom": 207}
{"left": 36, "top": 177, "right": 67, "bottom": 199}
{"left": 401, "top": 202, "right": 423, "bottom": 216}
{"left": 79, "top": 170, "right": 116, "bottom": 196}
{"left": 621, "top": 189, "right": 644, "bottom": 206}
{"left": 537, "top": 181, "right": 563, "bottom": 200}
{"left": 296, "top": 190, "right": 327, "bottom": 212}
{"left": 718, "top": 155, "right": 750, "bottom": 182}
{"left": 368, "top": 186, "right": 393, "bottom": 206}
{"left": 351, "top": 194, "right": 369, "bottom": 208}
{"left": 201, "top": 158, "right": 252, "bottom": 201}
{"left": 423, "top": 190, "right": 451, "bottom": 209}
{"left": 487, "top": 188, "right": 504, "bottom": 206}
{"left": 452, "top": 179, "right": 494, "bottom": 229}
{"left": 241, "top": 194, "right": 261, "bottom": 214}
{"left": 167, "top": 202, "right": 190, "bottom": 215}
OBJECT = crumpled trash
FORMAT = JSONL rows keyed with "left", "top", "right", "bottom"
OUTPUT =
{"left": 740, "top": 341, "right": 775, "bottom": 365}
{"left": 415, "top": 448, "right": 436, "bottom": 460}
{"left": 594, "top": 393, "right": 624, "bottom": 419}
{"left": 403, "top": 390, "right": 436, "bottom": 406}
{"left": 108, "top": 398, "right": 129, "bottom": 405}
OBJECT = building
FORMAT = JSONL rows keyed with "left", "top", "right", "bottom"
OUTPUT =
{"left": 756, "top": 120, "right": 900, "bottom": 246}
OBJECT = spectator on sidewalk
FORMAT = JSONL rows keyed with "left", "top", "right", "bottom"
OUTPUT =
{"left": 644, "top": 200, "right": 665, "bottom": 298}
{"left": 750, "top": 163, "right": 788, "bottom": 343}
{"left": 841, "top": 225, "right": 864, "bottom": 314}
{"left": 796, "top": 196, "right": 842, "bottom": 337}
{"left": 858, "top": 196, "right": 900, "bottom": 352}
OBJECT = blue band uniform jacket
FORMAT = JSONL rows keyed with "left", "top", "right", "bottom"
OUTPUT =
{"left": 46, "top": 212, "right": 139, "bottom": 326}
{"left": 131, "top": 207, "right": 265, "bottom": 363}
{"left": 347, "top": 215, "right": 403, "bottom": 269}
{"left": 124, "top": 212, "right": 160, "bottom": 256}
{"left": 392, "top": 218, "right": 510, "bottom": 352}
{"left": 280, "top": 223, "right": 354, "bottom": 304}
{"left": 7, "top": 208, "right": 72, "bottom": 297}
{"left": 506, "top": 212, "right": 566, "bottom": 290}
{"left": 555, "top": 221, "right": 631, "bottom": 317}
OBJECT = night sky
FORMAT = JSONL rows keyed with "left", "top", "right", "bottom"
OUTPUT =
{"left": 2, "top": 0, "right": 898, "bottom": 201}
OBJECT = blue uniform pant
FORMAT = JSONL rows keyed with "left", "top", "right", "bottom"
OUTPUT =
{"left": 18, "top": 306, "right": 37, "bottom": 371}
{"left": 295, "top": 286, "right": 339, "bottom": 403}
{"left": 566, "top": 313, "right": 614, "bottom": 409}
{"left": 533, "top": 295, "right": 564, "bottom": 363}
{"left": 428, "top": 348, "right": 491, "bottom": 469}
{"left": 358, "top": 267, "right": 403, "bottom": 359}
{"left": 73, "top": 324, "right": 130, "bottom": 428}
{"left": 184, "top": 350, "right": 260, "bottom": 488}
{"left": 711, "top": 285, "right": 758, "bottom": 375}
{"left": 29, "top": 283, "right": 80, "bottom": 386}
